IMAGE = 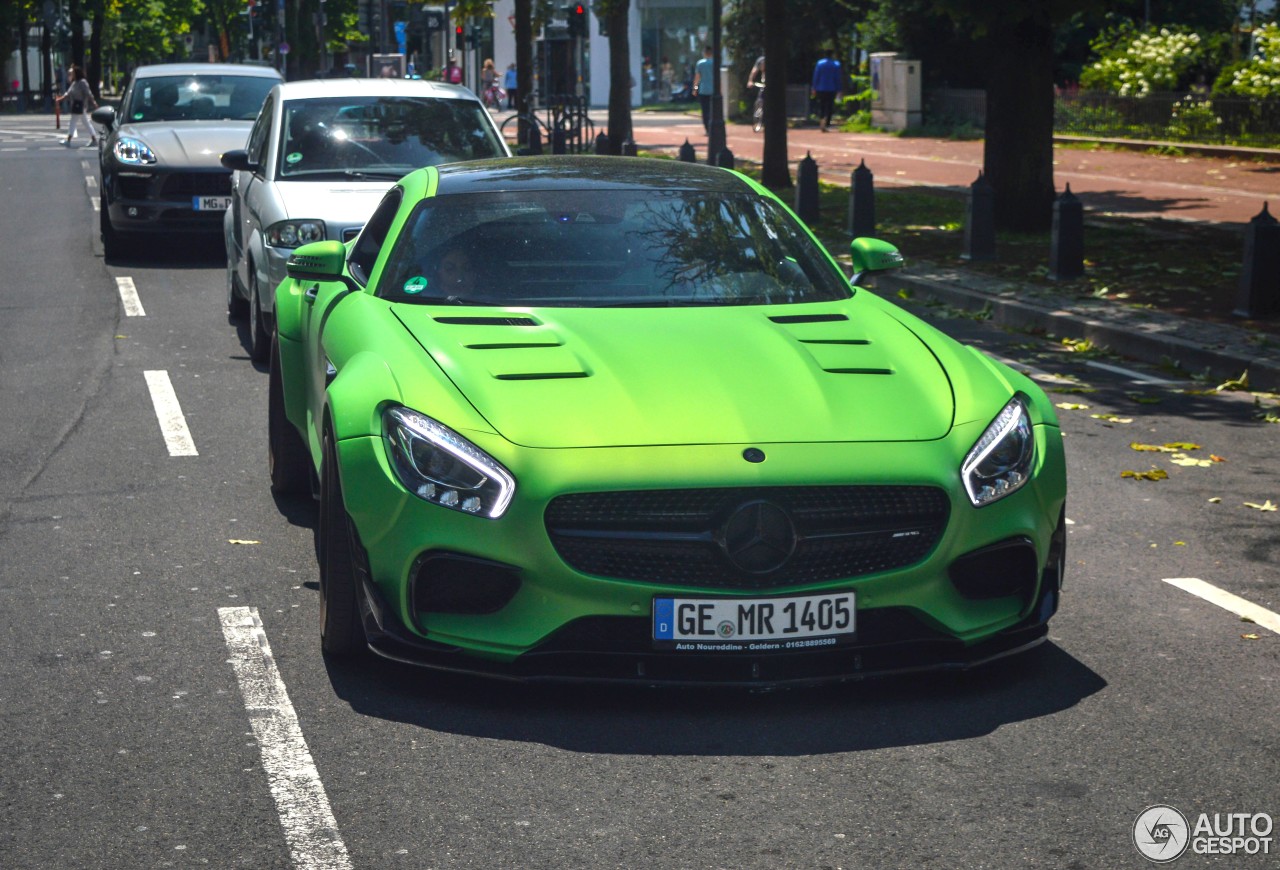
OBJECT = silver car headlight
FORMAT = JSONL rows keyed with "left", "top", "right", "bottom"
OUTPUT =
{"left": 266, "top": 220, "right": 325, "bottom": 248}
{"left": 383, "top": 407, "right": 515, "bottom": 518}
{"left": 961, "top": 396, "right": 1034, "bottom": 507}
{"left": 113, "top": 137, "right": 157, "bottom": 165}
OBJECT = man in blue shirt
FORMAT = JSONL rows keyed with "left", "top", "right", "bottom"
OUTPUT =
{"left": 693, "top": 46, "right": 717, "bottom": 133}
{"left": 811, "top": 49, "right": 844, "bottom": 132}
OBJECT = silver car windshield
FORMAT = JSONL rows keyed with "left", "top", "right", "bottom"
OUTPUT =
{"left": 278, "top": 97, "right": 505, "bottom": 179}
{"left": 378, "top": 189, "right": 852, "bottom": 307}
{"left": 123, "top": 75, "right": 275, "bottom": 122}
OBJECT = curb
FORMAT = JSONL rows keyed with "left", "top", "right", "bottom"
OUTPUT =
{"left": 883, "top": 267, "right": 1280, "bottom": 392}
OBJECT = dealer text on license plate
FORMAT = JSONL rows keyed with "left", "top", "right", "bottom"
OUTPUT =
{"left": 653, "top": 591, "right": 855, "bottom": 651}
{"left": 193, "top": 195, "right": 232, "bottom": 211}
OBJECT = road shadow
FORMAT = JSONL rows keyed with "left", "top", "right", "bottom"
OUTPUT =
{"left": 322, "top": 641, "right": 1105, "bottom": 756}
{"left": 101, "top": 232, "right": 224, "bottom": 268}
{"left": 1078, "top": 188, "right": 1249, "bottom": 226}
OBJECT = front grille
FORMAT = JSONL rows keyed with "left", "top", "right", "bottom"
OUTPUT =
{"left": 160, "top": 172, "right": 231, "bottom": 197}
{"left": 546, "top": 486, "right": 949, "bottom": 590}
{"left": 116, "top": 176, "right": 152, "bottom": 200}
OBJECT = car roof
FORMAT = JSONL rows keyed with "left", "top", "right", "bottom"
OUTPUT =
{"left": 131, "top": 63, "right": 283, "bottom": 80}
{"left": 433, "top": 156, "right": 753, "bottom": 195}
{"left": 272, "top": 78, "right": 481, "bottom": 101}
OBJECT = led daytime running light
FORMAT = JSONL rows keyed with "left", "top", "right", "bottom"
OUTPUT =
{"left": 384, "top": 407, "right": 515, "bottom": 518}
{"left": 961, "top": 397, "right": 1034, "bottom": 507}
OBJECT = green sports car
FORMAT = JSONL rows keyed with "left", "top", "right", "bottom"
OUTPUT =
{"left": 271, "top": 156, "right": 1066, "bottom": 685}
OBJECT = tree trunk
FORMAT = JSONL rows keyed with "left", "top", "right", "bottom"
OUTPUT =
{"left": 515, "top": 0, "right": 533, "bottom": 146}
{"left": 20, "top": 15, "right": 32, "bottom": 107}
{"left": 69, "top": 0, "right": 84, "bottom": 66}
{"left": 606, "top": 1, "right": 632, "bottom": 155}
{"left": 88, "top": 0, "right": 105, "bottom": 100}
{"left": 983, "top": 11, "right": 1056, "bottom": 232}
{"left": 41, "top": 19, "right": 53, "bottom": 108}
{"left": 760, "top": 0, "right": 790, "bottom": 188}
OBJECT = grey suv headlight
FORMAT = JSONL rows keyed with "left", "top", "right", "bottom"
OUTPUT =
{"left": 265, "top": 220, "right": 325, "bottom": 248}
{"left": 961, "top": 397, "right": 1034, "bottom": 507}
{"left": 383, "top": 407, "right": 515, "bottom": 518}
{"left": 113, "top": 137, "right": 157, "bottom": 165}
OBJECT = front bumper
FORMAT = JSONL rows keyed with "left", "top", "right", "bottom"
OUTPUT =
{"left": 103, "top": 165, "right": 231, "bottom": 235}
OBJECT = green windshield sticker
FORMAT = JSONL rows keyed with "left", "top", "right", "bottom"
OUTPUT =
{"left": 403, "top": 275, "right": 429, "bottom": 295}
{"left": 133, "top": 113, "right": 144, "bottom": 120}
{"left": 285, "top": 152, "right": 303, "bottom": 164}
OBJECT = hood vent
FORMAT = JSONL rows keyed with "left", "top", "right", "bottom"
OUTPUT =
{"left": 494, "top": 371, "right": 589, "bottom": 381}
{"left": 434, "top": 316, "right": 538, "bottom": 327}
{"left": 769, "top": 313, "right": 849, "bottom": 324}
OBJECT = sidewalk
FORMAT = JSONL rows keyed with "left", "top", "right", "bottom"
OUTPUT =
{"left": 617, "top": 111, "right": 1280, "bottom": 391}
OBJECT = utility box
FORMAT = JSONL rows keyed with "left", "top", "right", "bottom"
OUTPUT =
{"left": 870, "top": 52, "right": 922, "bottom": 131}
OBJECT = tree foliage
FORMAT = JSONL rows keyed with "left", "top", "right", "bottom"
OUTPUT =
{"left": 1079, "top": 24, "right": 1206, "bottom": 96}
{"left": 1217, "top": 22, "right": 1280, "bottom": 96}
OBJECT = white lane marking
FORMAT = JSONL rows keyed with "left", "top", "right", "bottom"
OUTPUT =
{"left": 91, "top": 196, "right": 99, "bottom": 212}
{"left": 218, "top": 607, "right": 354, "bottom": 870}
{"left": 84, "top": 174, "right": 98, "bottom": 189}
{"left": 1163, "top": 577, "right": 1280, "bottom": 636}
{"left": 1086, "top": 360, "right": 1177, "bottom": 384}
{"left": 116, "top": 276, "right": 145, "bottom": 316}
{"left": 143, "top": 370, "right": 198, "bottom": 456}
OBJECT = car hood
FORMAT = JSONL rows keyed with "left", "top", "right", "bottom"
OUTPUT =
{"left": 272, "top": 181, "right": 395, "bottom": 224}
{"left": 393, "top": 302, "right": 956, "bottom": 449}
{"left": 116, "top": 121, "right": 253, "bottom": 168}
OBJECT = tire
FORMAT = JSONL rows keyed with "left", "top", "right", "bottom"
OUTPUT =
{"left": 248, "top": 272, "right": 271, "bottom": 364}
{"left": 318, "top": 428, "right": 366, "bottom": 657}
{"left": 753, "top": 101, "right": 764, "bottom": 133}
{"left": 268, "top": 339, "right": 311, "bottom": 497}
{"left": 100, "top": 201, "right": 128, "bottom": 260}
{"left": 226, "top": 262, "right": 248, "bottom": 320}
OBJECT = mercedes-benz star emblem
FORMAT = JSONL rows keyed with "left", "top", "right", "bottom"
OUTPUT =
{"left": 721, "top": 500, "right": 797, "bottom": 574}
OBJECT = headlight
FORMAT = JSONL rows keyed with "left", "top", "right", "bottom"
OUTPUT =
{"left": 961, "top": 396, "right": 1034, "bottom": 507}
{"left": 383, "top": 407, "right": 515, "bottom": 518}
{"left": 265, "top": 220, "right": 325, "bottom": 248}
{"left": 113, "top": 137, "right": 157, "bottom": 165}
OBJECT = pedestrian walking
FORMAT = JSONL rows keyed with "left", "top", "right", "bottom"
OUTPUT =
{"left": 56, "top": 64, "right": 97, "bottom": 147}
{"left": 693, "top": 45, "right": 717, "bottom": 133}
{"left": 811, "top": 48, "right": 844, "bottom": 133}
{"left": 503, "top": 63, "right": 518, "bottom": 109}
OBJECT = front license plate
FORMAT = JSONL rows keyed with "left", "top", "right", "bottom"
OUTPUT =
{"left": 653, "top": 591, "right": 855, "bottom": 651}
{"left": 193, "top": 195, "right": 232, "bottom": 211}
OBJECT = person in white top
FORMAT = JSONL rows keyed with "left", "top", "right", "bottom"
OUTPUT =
{"left": 56, "top": 64, "right": 98, "bottom": 147}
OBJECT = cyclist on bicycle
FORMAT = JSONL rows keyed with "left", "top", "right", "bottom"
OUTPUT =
{"left": 747, "top": 56, "right": 766, "bottom": 133}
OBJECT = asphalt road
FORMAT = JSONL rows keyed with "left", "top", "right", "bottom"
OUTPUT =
{"left": 1, "top": 114, "right": 1277, "bottom": 869}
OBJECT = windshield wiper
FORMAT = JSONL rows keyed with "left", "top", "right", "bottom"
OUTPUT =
{"left": 342, "top": 169, "right": 408, "bottom": 181}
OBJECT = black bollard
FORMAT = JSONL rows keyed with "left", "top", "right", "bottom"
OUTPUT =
{"left": 622, "top": 137, "right": 637, "bottom": 157}
{"left": 595, "top": 131, "right": 611, "bottom": 155}
{"left": 1049, "top": 184, "right": 1085, "bottom": 281}
{"left": 1234, "top": 203, "right": 1280, "bottom": 318}
{"left": 795, "top": 152, "right": 819, "bottom": 222}
{"left": 551, "top": 126, "right": 567, "bottom": 155}
{"left": 962, "top": 171, "right": 996, "bottom": 261}
{"left": 848, "top": 159, "right": 875, "bottom": 237}
{"left": 678, "top": 139, "right": 696, "bottom": 163}
{"left": 526, "top": 122, "right": 543, "bottom": 156}
{"left": 714, "top": 147, "right": 734, "bottom": 170}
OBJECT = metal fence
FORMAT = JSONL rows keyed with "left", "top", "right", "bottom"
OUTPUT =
{"left": 923, "top": 88, "right": 1280, "bottom": 148}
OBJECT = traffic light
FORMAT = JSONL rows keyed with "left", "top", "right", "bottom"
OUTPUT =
{"left": 568, "top": 4, "right": 587, "bottom": 38}
{"left": 454, "top": 24, "right": 464, "bottom": 50}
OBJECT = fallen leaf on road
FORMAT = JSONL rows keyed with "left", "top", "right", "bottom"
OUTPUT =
{"left": 1121, "top": 469, "right": 1169, "bottom": 481}
{"left": 1163, "top": 442, "right": 1202, "bottom": 450}
{"left": 1050, "top": 387, "right": 1097, "bottom": 394}
{"left": 1056, "top": 402, "right": 1090, "bottom": 410}
{"left": 1091, "top": 413, "right": 1133, "bottom": 423}
{"left": 1210, "top": 454, "right": 1227, "bottom": 462}
{"left": 1170, "top": 453, "right": 1213, "bottom": 467}
{"left": 1174, "top": 541, "right": 1186, "bottom": 546}
{"left": 1243, "top": 500, "right": 1278, "bottom": 511}
{"left": 1216, "top": 370, "right": 1249, "bottom": 392}
{"left": 1126, "top": 393, "right": 1163, "bottom": 404}
{"left": 228, "top": 539, "right": 261, "bottom": 545}
{"left": 1241, "top": 634, "right": 1261, "bottom": 640}
{"left": 1208, "top": 497, "right": 1222, "bottom": 503}
{"left": 1130, "top": 443, "right": 1176, "bottom": 452}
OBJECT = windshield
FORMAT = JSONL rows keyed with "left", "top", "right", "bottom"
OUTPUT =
{"left": 278, "top": 96, "right": 506, "bottom": 179}
{"left": 123, "top": 74, "right": 275, "bottom": 122}
{"left": 377, "top": 188, "right": 852, "bottom": 307}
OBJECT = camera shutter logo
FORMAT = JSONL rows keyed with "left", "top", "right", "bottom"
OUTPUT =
{"left": 1134, "top": 805, "right": 1190, "bottom": 863}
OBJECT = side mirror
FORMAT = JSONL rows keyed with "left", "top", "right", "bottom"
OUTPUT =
{"left": 849, "top": 237, "right": 904, "bottom": 288}
{"left": 286, "top": 240, "right": 348, "bottom": 282}
{"left": 220, "top": 149, "right": 257, "bottom": 172}
{"left": 90, "top": 105, "right": 116, "bottom": 128}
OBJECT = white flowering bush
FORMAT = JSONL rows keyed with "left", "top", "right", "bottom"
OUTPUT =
{"left": 1081, "top": 27, "right": 1203, "bottom": 97}
{"left": 1222, "top": 23, "right": 1280, "bottom": 97}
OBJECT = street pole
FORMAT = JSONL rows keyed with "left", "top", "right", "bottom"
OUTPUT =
{"left": 707, "top": 0, "right": 726, "bottom": 162}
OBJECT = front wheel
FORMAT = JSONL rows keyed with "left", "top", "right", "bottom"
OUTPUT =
{"left": 318, "top": 429, "right": 366, "bottom": 657}
{"left": 248, "top": 272, "right": 271, "bottom": 364}
{"left": 752, "top": 100, "right": 764, "bottom": 133}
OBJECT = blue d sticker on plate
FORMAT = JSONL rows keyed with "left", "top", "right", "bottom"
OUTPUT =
{"left": 286, "top": 152, "right": 303, "bottom": 164}
{"left": 403, "top": 276, "right": 428, "bottom": 295}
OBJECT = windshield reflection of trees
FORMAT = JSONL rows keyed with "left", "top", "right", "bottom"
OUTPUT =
{"left": 629, "top": 194, "right": 819, "bottom": 303}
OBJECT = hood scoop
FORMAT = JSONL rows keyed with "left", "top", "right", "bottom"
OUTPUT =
{"left": 408, "top": 312, "right": 589, "bottom": 381}
{"left": 769, "top": 315, "right": 896, "bottom": 376}
{"left": 433, "top": 315, "right": 538, "bottom": 326}
{"left": 769, "top": 312, "right": 849, "bottom": 324}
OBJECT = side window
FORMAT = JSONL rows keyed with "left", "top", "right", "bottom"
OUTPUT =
{"left": 246, "top": 94, "right": 274, "bottom": 169}
{"left": 349, "top": 187, "right": 404, "bottom": 286}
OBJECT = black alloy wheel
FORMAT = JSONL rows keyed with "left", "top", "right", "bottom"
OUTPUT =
{"left": 268, "top": 339, "right": 311, "bottom": 497}
{"left": 249, "top": 272, "right": 271, "bottom": 364}
{"left": 318, "top": 427, "right": 366, "bottom": 657}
